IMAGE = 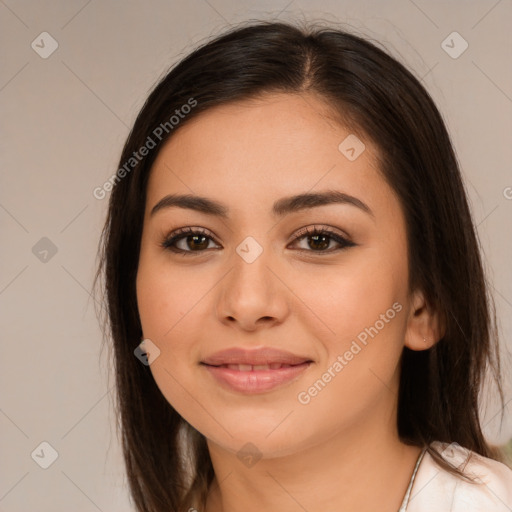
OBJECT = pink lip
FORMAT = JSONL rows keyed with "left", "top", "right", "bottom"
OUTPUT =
{"left": 201, "top": 347, "right": 312, "bottom": 366}
{"left": 201, "top": 347, "right": 313, "bottom": 394}
{"left": 202, "top": 362, "right": 312, "bottom": 393}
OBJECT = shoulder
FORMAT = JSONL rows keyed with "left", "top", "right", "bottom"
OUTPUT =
{"left": 407, "top": 441, "right": 512, "bottom": 512}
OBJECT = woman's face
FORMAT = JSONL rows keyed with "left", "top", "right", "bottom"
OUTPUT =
{"left": 136, "top": 92, "right": 420, "bottom": 458}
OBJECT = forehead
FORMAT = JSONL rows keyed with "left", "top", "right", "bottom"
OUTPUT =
{"left": 145, "top": 92, "right": 392, "bottom": 219}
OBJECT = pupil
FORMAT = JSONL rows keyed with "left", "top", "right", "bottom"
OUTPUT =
{"left": 188, "top": 235, "right": 208, "bottom": 250}
{"left": 309, "top": 234, "right": 329, "bottom": 250}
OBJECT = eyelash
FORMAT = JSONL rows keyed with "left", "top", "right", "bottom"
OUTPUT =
{"left": 160, "top": 225, "right": 356, "bottom": 256}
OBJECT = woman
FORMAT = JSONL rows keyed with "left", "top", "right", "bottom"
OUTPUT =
{"left": 95, "top": 20, "right": 512, "bottom": 511}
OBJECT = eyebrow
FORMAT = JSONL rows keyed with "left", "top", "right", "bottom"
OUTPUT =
{"left": 150, "top": 190, "right": 374, "bottom": 219}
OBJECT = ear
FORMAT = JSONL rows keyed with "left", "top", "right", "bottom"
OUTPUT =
{"left": 404, "top": 289, "right": 445, "bottom": 351}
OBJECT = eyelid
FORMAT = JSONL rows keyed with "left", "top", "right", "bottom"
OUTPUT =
{"left": 289, "top": 224, "right": 351, "bottom": 244}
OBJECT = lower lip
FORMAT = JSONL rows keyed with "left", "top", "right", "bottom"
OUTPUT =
{"left": 202, "top": 362, "right": 312, "bottom": 394}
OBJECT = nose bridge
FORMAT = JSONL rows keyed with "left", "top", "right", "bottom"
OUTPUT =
{"left": 216, "top": 234, "right": 288, "bottom": 327}
{"left": 229, "top": 235, "right": 274, "bottom": 299}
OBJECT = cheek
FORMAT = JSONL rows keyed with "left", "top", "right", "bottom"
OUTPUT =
{"left": 136, "top": 262, "right": 211, "bottom": 425}
{"left": 292, "top": 254, "right": 407, "bottom": 342}
{"left": 136, "top": 256, "right": 205, "bottom": 339}
{"left": 293, "top": 270, "right": 406, "bottom": 435}
{"left": 290, "top": 249, "right": 409, "bottom": 405}
{"left": 136, "top": 259, "right": 217, "bottom": 396}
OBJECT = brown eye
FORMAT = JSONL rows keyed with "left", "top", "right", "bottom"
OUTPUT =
{"left": 161, "top": 227, "right": 219, "bottom": 254}
{"left": 290, "top": 226, "right": 355, "bottom": 254}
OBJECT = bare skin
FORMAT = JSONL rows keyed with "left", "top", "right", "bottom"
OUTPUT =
{"left": 136, "top": 92, "right": 441, "bottom": 512}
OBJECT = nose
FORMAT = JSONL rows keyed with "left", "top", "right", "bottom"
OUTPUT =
{"left": 216, "top": 244, "right": 290, "bottom": 331}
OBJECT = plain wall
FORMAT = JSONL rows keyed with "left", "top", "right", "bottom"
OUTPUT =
{"left": 1, "top": 1, "right": 511, "bottom": 510}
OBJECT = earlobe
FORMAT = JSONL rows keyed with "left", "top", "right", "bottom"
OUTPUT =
{"left": 404, "top": 289, "right": 445, "bottom": 351}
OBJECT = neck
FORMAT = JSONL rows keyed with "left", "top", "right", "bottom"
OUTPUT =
{"left": 203, "top": 410, "right": 422, "bottom": 512}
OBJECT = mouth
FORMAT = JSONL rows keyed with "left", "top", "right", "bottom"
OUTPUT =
{"left": 200, "top": 347, "right": 313, "bottom": 393}
{"left": 201, "top": 346, "right": 312, "bottom": 367}
{"left": 205, "top": 362, "right": 305, "bottom": 371}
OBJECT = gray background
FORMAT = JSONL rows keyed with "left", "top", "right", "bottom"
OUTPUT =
{"left": 1, "top": 0, "right": 511, "bottom": 510}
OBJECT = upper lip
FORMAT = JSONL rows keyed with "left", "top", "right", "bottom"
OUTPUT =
{"left": 201, "top": 347, "right": 312, "bottom": 366}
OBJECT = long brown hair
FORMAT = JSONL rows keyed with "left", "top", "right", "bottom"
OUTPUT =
{"left": 94, "top": 20, "right": 505, "bottom": 511}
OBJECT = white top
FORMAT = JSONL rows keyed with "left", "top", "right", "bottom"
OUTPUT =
{"left": 399, "top": 441, "right": 512, "bottom": 511}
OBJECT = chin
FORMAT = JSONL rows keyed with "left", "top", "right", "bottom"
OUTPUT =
{"left": 195, "top": 410, "right": 322, "bottom": 460}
